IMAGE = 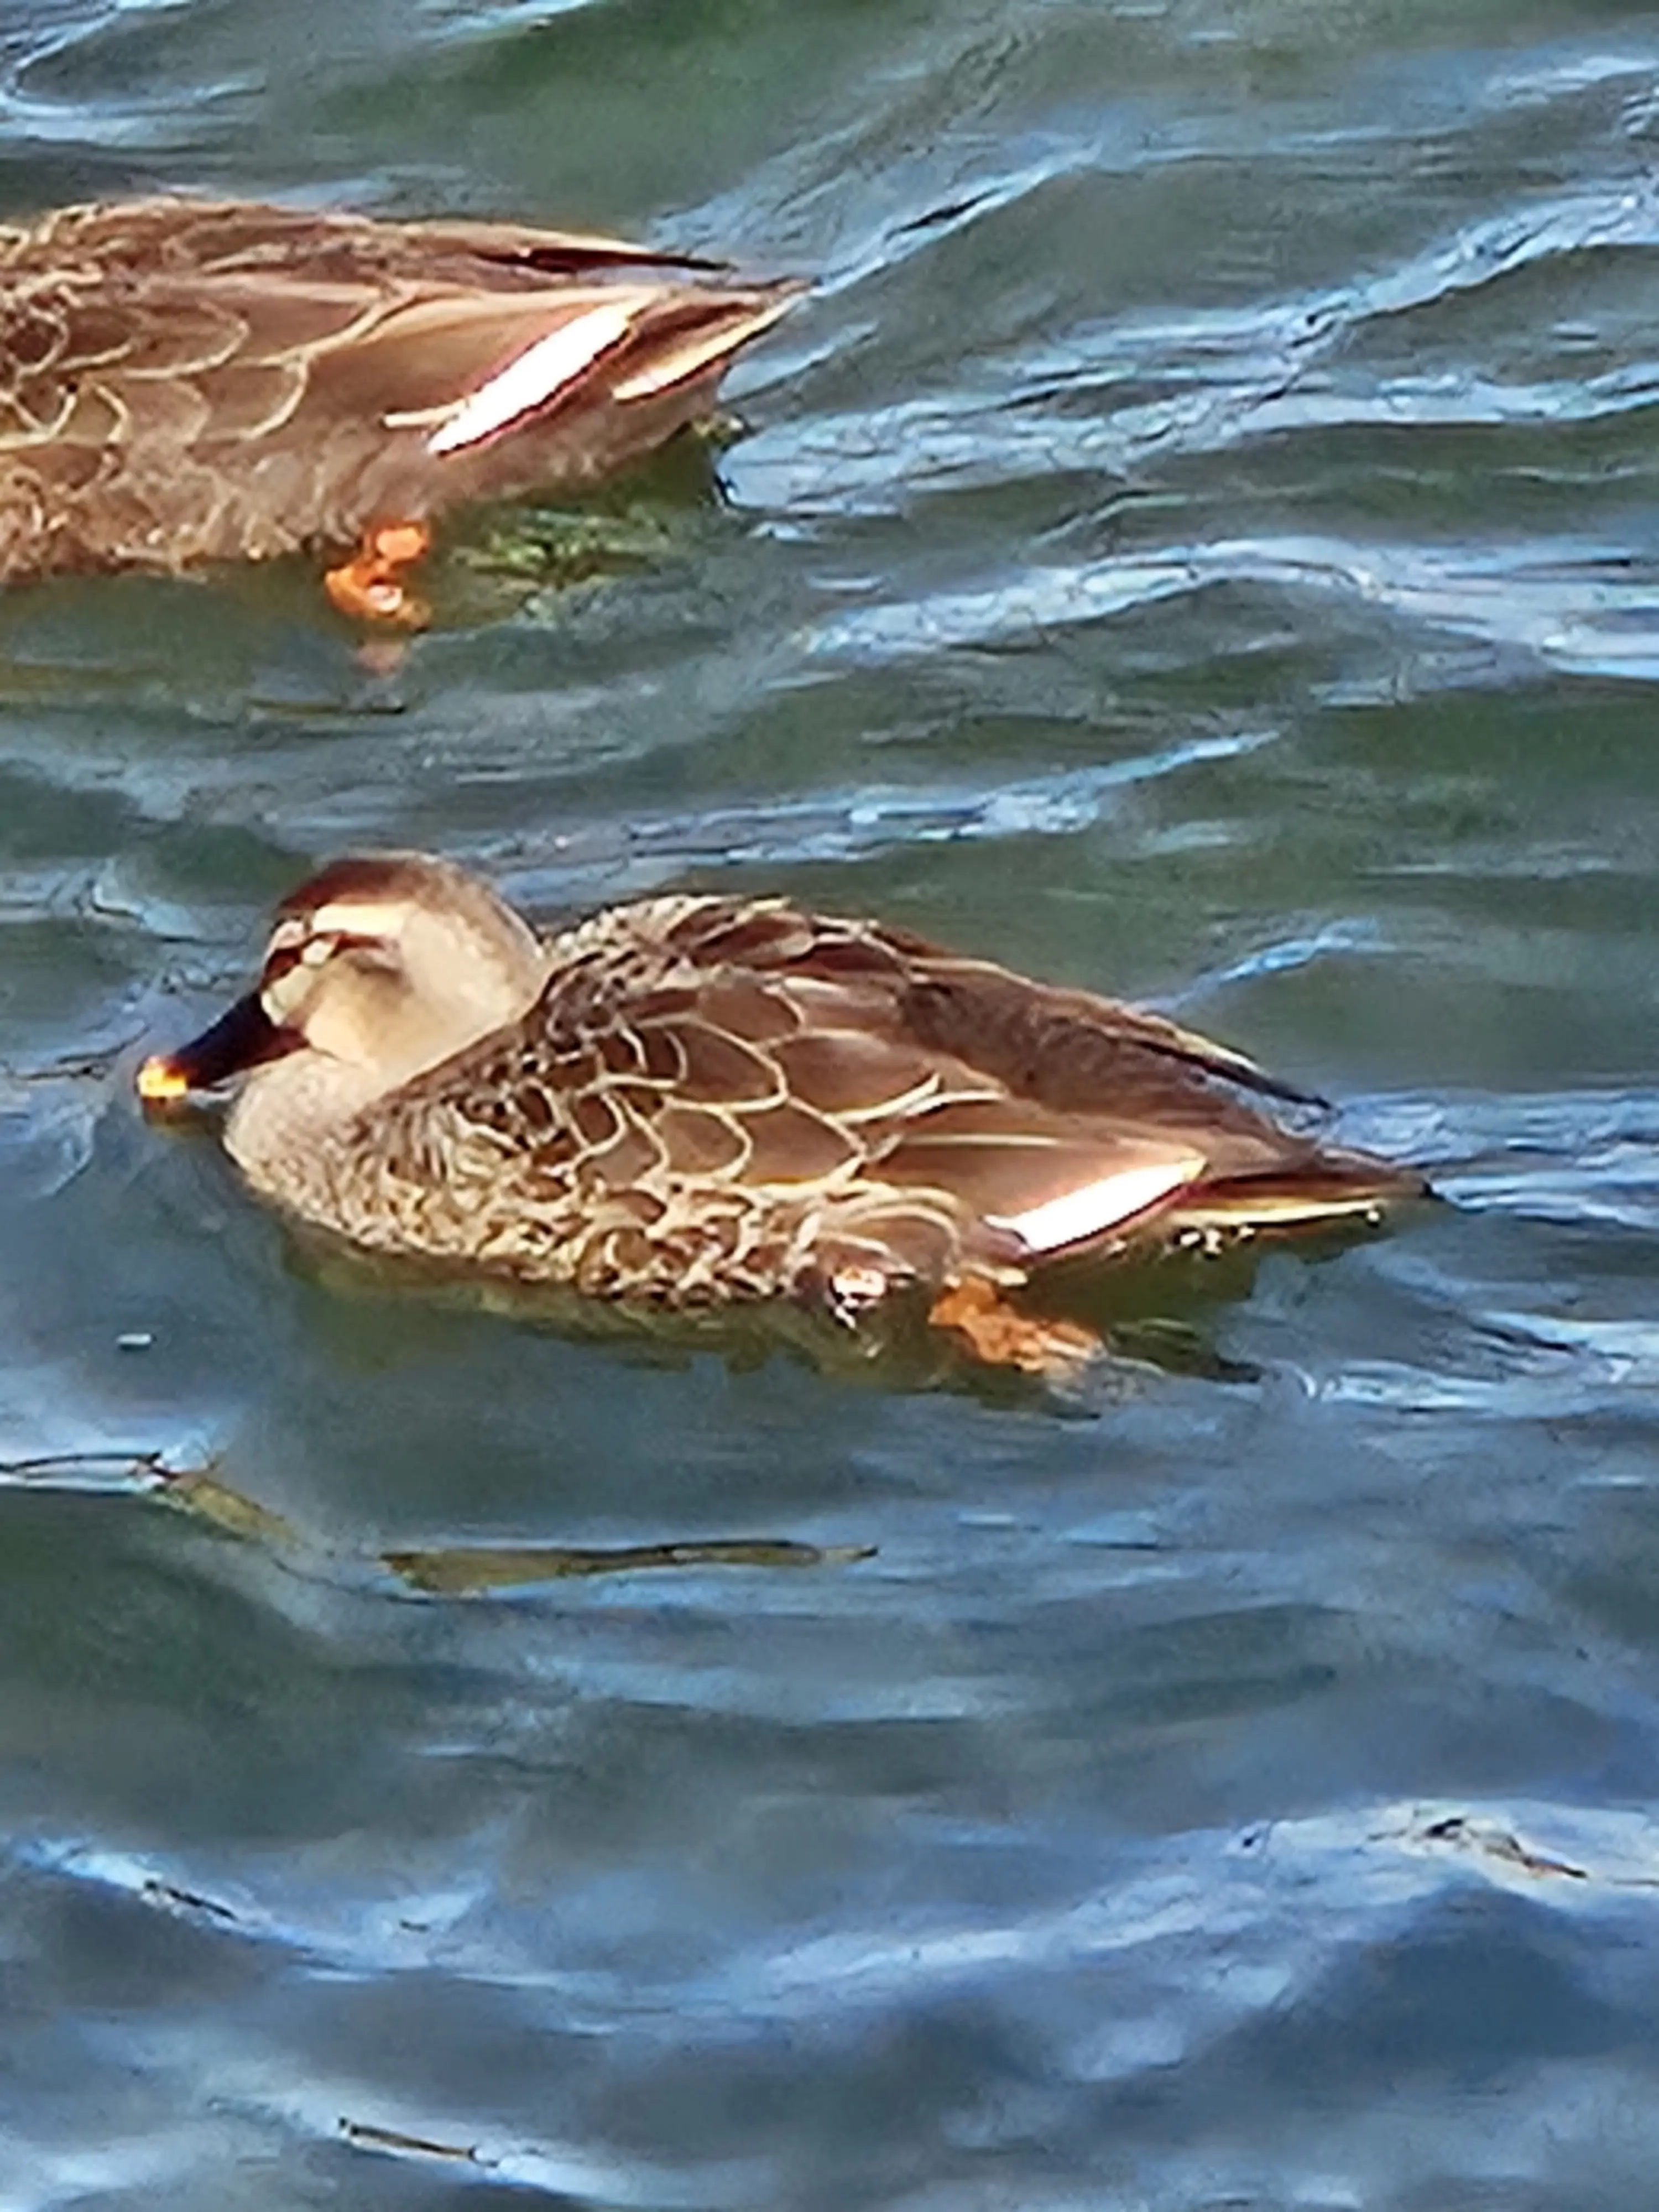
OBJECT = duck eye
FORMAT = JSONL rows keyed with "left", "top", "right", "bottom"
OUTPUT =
{"left": 301, "top": 933, "right": 337, "bottom": 967}
{"left": 338, "top": 935, "right": 403, "bottom": 977}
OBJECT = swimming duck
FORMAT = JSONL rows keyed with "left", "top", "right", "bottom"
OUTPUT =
{"left": 137, "top": 853, "right": 1426, "bottom": 1371}
{"left": 0, "top": 196, "right": 799, "bottom": 622}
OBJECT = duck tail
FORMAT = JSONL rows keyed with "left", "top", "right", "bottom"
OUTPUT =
{"left": 1161, "top": 1155, "right": 1433, "bottom": 1240}
{"left": 602, "top": 279, "right": 807, "bottom": 405}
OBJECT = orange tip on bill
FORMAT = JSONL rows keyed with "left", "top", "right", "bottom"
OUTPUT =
{"left": 137, "top": 1056, "right": 191, "bottom": 1103}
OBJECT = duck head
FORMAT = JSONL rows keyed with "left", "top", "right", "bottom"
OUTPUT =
{"left": 138, "top": 852, "right": 548, "bottom": 1109}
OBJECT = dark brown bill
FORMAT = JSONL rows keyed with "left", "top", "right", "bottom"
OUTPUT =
{"left": 137, "top": 992, "right": 296, "bottom": 1103}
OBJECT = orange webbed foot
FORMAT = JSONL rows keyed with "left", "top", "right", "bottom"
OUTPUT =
{"left": 324, "top": 520, "right": 433, "bottom": 628}
{"left": 928, "top": 1277, "right": 1100, "bottom": 1377}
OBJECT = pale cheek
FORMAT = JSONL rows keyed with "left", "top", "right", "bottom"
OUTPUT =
{"left": 307, "top": 978, "right": 414, "bottom": 1070}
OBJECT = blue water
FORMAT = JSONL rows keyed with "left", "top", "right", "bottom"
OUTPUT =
{"left": 5, "top": 2, "right": 1659, "bottom": 2205}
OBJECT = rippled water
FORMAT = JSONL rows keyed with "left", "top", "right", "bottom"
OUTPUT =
{"left": 6, "top": 2, "right": 1659, "bottom": 2204}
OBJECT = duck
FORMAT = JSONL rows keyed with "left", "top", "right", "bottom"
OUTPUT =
{"left": 140, "top": 854, "right": 1433, "bottom": 1371}
{"left": 137, "top": 853, "right": 1427, "bottom": 1373}
{"left": 0, "top": 195, "right": 800, "bottom": 623}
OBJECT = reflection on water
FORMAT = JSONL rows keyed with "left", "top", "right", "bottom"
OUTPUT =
{"left": 6, "top": 1, "right": 1659, "bottom": 2206}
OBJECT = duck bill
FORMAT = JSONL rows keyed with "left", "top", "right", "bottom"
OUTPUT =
{"left": 137, "top": 992, "right": 295, "bottom": 1104}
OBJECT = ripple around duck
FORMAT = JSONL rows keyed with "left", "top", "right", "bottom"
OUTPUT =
{"left": 739, "top": 150, "right": 1659, "bottom": 498}
{"left": 803, "top": 533, "right": 1659, "bottom": 684}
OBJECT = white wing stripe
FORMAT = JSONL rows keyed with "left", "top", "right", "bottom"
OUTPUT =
{"left": 424, "top": 302, "right": 636, "bottom": 456}
{"left": 988, "top": 1159, "right": 1200, "bottom": 1255}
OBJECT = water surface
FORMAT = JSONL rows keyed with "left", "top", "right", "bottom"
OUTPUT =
{"left": 5, "top": 2, "right": 1659, "bottom": 2205}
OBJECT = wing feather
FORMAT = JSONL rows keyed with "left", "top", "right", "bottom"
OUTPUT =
{"left": 378, "top": 892, "right": 1421, "bottom": 1296}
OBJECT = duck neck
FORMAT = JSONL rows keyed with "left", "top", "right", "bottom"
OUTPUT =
{"left": 223, "top": 1052, "right": 390, "bottom": 1202}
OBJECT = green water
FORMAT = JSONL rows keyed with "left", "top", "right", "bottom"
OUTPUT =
{"left": 6, "top": 2, "right": 1659, "bottom": 2205}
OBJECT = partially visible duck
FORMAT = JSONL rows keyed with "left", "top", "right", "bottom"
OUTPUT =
{"left": 138, "top": 853, "right": 1427, "bottom": 1373}
{"left": 0, "top": 196, "right": 800, "bottom": 622}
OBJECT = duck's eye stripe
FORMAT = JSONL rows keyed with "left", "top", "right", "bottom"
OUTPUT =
{"left": 265, "top": 928, "right": 382, "bottom": 984}
{"left": 265, "top": 927, "right": 389, "bottom": 988}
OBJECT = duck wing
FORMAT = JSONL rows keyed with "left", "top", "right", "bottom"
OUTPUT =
{"left": 413, "top": 897, "right": 1422, "bottom": 1290}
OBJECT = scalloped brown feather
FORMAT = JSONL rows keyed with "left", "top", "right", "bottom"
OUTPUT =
{"left": 0, "top": 195, "right": 801, "bottom": 581}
